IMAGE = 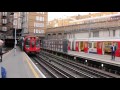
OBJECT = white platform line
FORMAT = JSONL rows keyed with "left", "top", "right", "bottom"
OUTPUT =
{"left": 24, "top": 52, "right": 46, "bottom": 78}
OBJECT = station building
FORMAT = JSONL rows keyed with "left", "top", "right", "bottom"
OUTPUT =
{"left": 46, "top": 12, "right": 120, "bottom": 57}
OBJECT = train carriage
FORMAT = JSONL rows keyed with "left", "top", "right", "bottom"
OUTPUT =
{"left": 19, "top": 36, "right": 40, "bottom": 54}
{"left": 68, "top": 38, "right": 120, "bottom": 57}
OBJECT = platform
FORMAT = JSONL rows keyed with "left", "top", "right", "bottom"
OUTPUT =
{"left": 68, "top": 51, "right": 120, "bottom": 67}
{"left": 0, "top": 46, "right": 46, "bottom": 78}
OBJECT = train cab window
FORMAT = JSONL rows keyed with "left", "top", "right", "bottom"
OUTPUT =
{"left": 36, "top": 39, "right": 40, "bottom": 47}
{"left": 25, "top": 38, "right": 30, "bottom": 48}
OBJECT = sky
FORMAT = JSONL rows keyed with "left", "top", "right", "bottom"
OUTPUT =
{"left": 48, "top": 12, "right": 99, "bottom": 21}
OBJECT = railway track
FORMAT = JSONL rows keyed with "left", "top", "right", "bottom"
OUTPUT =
{"left": 40, "top": 50, "right": 120, "bottom": 78}
{"left": 39, "top": 53, "right": 95, "bottom": 78}
{"left": 31, "top": 55, "right": 77, "bottom": 78}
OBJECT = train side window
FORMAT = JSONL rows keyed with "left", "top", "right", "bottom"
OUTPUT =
{"left": 94, "top": 42, "right": 97, "bottom": 48}
{"left": 114, "top": 42, "right": 118, "bottom": 49}
{"left": 89, "top": 42, "right": 92, "bottom": 48}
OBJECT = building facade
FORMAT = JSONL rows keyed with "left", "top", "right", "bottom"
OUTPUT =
{"left": 46, "top": 12, "right": 120, "bottom": 56}
{"left": 48, "top": 12, "right": 119, "bottom": 28}
{"left": 20, "top": 12, "right": 48, "bottom": 37}
{"left": 46, "top": 12, "right": 120, "bottom": 40}
{"left": 0, "top": 12, "right": 14, "bottom": 39}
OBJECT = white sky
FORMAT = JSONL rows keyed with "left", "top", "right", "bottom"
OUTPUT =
{"left": 48, "top": 12, "right": 99, "bottom": 21}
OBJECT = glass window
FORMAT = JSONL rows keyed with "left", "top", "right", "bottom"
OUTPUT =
{"left": 2, "top": 27, "right": 7, "bottom": 31}
{"left": 36, "top": 16, "right": 39, "bottom": 21}
{"left": 39, "top": 17, "right": 44, "bottom": 21}
{"left": 93, "top": 31, "right": 99, "bottom": 37}
{"left": 14, "top": 13, "right": 17, "bottom": 18}
{"left": 89, "top": 42, "right": 92, "bottom": 48}
{"left": 113, "top": 30, "right": 115, "bottom": 37}
{"left": 108, "top": 30, "right": 110, "bottom": 37}
{"left": 39, "top": 17, "right": 42, "bottom": 21}
{"left": 34, "top": 29, "right": 36, "bottom": 33}
{"left": 94, "top": 42, "right": 97, "bottom": 48}
{"left": 36, "top": 39, "right": 40, "bottom": 47}
{"left": 14, "top": 20, "right": 17, "bottom": 25}
{"left": 39, "top": 23, "right": 44, "bottom": 27}
{"left": 41, "top": 30, "right": 44, "bottom": 33}
{"left": 25, "top": 38, "right": 30, "bottom": 48}
{"left": 36, "top": 29, "right": 38, "bottom": 33}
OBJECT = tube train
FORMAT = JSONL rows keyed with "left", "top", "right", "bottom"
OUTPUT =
{"left": 68, "top": 38, "right": 120, "bottom": 57}
{"left": 41, "top": 38, "right": 120, "bottom": 57}
{"left": 19, "top": 35, "right": 40, "bottom": 54}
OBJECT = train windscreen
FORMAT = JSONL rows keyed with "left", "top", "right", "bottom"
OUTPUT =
{"left": 36, "top": 39, "right": 40, "bottom": 47}
{"left": 25, "top": 38, "right": 30, "bottom": 48}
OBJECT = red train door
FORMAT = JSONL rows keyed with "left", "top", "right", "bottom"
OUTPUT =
{"left": 68, "top": 41, "right": 70, "bottom": 51}
{"left": 115, "top": 42, "right": 120, "bottom": 57}
{"left": 84, "top": 42, "right": 88, "bottom": 53}
{"left": 97, "top": 42, "right": 102, "bottom": 55}
{"left": 76, "top": 41, "right": 79, "bottom": 52}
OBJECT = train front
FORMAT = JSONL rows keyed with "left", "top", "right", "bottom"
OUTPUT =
{"left": 24, "top": 36, "right": 40, "bottom": 54}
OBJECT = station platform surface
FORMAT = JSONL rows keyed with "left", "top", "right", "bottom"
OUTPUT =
{"left": 0, "top": 46, "right": 46, "bottom": 78}
{"left": 68, "top": 51, "right": 120, "bottom": 67}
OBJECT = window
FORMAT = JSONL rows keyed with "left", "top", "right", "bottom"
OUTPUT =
{"left": 3, "top": 12, "right": 7, "bottom": 16}
{"left": 94, "top": 42, "right": 97, "bottom": 48}
{"left": 39, "top": 12, "right": 44, "bottom": 14}
{"left": 36, "top": 29, "right": 38, "bottom": 33}
{"left": 108, "top": 29, "right": 110, "bottom": 37}
{"left": 2, "top": 19, "right": 7, "bottom": 24}
{"left": 34, "top": 22, "right": 44, "bottom": 27}
{"left": 14, "top": 20, "right": 17, "bottom": 26}
{"left": 36, "top": 39, "right": 40, "bottom": 47}
{"left": 39, "top": 17, "right": 44, "bottom": 21}
{"left": 14, "top": 13, "right": 17, "bottom": 18}
{"left": 2, "top": 27, "right": 7, "bottom": 31}
{"left": 93, "top": 31, "right": 99, "bottom": 37}
{"left": 113, "top": 30, "right": 115, "bottom": 37}
{"left": 89, "top": 42, "right": 92, "bottom": 48}
{"left": 36, "top": 16, "right": 39, "bottom": 21}
{"left": 39, "top": 23, "right": 44, "bottom": 27}
{"left": 25, "top": 38, "right": 30, "bottom": 48}
{"left": 34, "top": 29, "right": 36, "bottom": 33}
{"left": 41, "top": 30, "right": 44, "bottom": 33}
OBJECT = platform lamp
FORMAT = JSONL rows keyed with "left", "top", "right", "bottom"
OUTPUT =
{"left": 13, "top": 19, "right": 17, "bottom": 56}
